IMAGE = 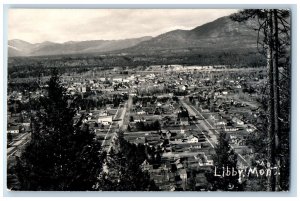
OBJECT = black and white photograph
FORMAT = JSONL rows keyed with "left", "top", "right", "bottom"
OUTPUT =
{"left": 6, "top": 8, "right": 292, "bottom": 192}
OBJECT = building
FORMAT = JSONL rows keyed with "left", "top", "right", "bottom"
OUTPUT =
{"left": 224, "top": 126, "right": 239, "bottom": 132}
{"left": 99, "top": 110, "right": 108, "bottom": 117}
{"left": 81, "top": 86, "right": 86, "bottom": 93}
{"left": 7, "top": 126, "right": 19, "bottom": 134}
{"left": 113, "top": 78, "right": 123, "bottom": 82}
{"left": 97, "top": 116, "right": 113, "bottom": 125}
{"left": 187, "top": 135, "right": 199, "bottom": 143}
{"left": 195, "top": 152, "right": 214, "bottom": 166}
{"left": 137, "top": 110, "right": 146, "bottom": 115}
{"left": 215, "top": 119, "right": 227, "bottom": 127}
{"left": 232, "top": 117, "right": 244, "bottom": 126}
{"left": 180, "top": 117, "right": 189, "bottom": 126}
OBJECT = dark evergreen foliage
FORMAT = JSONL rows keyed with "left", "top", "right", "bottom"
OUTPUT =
{"left": 96, "top": 132, "right": 159, "bottom": 191}
{"left": 15, "top": 68, "right": 104, "bottom": 190}
{"left": 205, "top": 131, "right": 244, "bottom": 191}
{"left": 135, "top": 120, "right": 161, "bottom": 131}
{"left": 231, "top": 9, "right": 291, "bottom": 191}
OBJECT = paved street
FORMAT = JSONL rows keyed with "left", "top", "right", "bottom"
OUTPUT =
{"left": 103, "top": 94, "right": 133, "bottom": 154}
{"left": 179, "top": 97, "right": 250, "bottom": 166}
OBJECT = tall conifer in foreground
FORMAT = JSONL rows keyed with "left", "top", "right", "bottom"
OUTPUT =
{"left": 15, "top": 68, "right": 104, "bottom": 190}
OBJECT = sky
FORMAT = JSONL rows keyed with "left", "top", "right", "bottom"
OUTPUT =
{"left": 8, "top": 9, "right": 238, "bottom": 44}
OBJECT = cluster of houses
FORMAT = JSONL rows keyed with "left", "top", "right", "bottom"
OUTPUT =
{"left": 139, "top": 147, "right": 215, "bottom": 191}
{"left": 124, "top": 110, "right": 216, "bottom": 191}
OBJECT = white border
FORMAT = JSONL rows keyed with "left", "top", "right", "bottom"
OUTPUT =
{"left": 1, "top": 0, "right": 299, "bottom": 200}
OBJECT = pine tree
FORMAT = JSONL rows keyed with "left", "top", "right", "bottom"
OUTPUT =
{"left": 96, "top": 131, "right": 159, "bottom": 191}
{"left": 15, "top": 68, "right": 104, "bottom": 190}
{"left": 231, "top": 9, "right": 290, "bottom": 191}
{"left": 205, "top": 131, "right": 244, "bottom": 191}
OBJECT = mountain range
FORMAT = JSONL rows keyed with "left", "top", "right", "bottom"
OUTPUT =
{"left": 8, "top": 16, "right": 257, "bottom": 57}
{"left": 8, "top": 36, "right": 153, "bottom": 57}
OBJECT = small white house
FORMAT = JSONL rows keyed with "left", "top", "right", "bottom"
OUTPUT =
{"left": 222, "top": 91, "right": 228, "bottom": 95}
{"left": 187, "top": 135, "right": 199, "bottom": 143}
{"left": 137, "top": 110, "right": 146, "bottom": 115}
{"left": 215, "top": 120, "right": 227, "bottom": 126}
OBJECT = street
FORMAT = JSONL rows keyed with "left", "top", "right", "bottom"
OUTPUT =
{"left": 179, "top": 97, "right": 250, "bottom": 166}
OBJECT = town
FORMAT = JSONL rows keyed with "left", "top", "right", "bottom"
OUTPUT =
{"left": 7, "top": 64, "right": 267, "bottom": 190}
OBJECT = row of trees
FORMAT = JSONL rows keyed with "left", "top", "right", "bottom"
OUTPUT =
{"left": 74, "top": 93, "right": 128, "bottom": 111}
{"left": 134, "top": 120, "right": 161, "bottom": 132}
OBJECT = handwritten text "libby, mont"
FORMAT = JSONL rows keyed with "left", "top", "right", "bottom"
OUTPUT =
{"left": 214, "top": 166, "right": 280, "bottom": 178}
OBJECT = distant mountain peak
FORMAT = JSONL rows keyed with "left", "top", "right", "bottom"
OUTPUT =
{"left": 121, "top": 15, "right": 257, "bottom": 54}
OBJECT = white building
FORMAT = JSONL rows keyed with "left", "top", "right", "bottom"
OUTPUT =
{"left": 98, "top": 116, "right": 113, "bottom": 125}
{"left": 7, "top": 126, "right": 19, "bottom": 134}
{"left": 137, "top": 110, "right": 146, "bottom": 115}
{"left": 222, "top": 91, "right": 228, "bottom": 95}
{"left": 113, "top": 78, "right": 123, "bottom": 82}
{"left": 187, "top": 135, "right": 199, "bottom": 143}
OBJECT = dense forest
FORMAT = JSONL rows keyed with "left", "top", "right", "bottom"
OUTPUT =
{"left": 8, "top": 49, "right": 266, "bottom": 79}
